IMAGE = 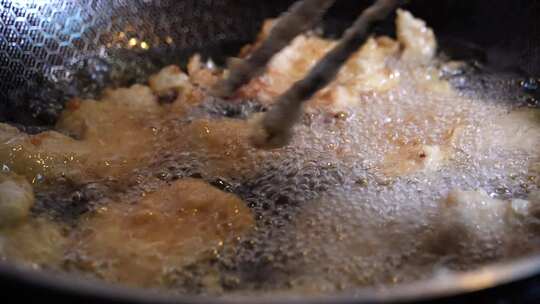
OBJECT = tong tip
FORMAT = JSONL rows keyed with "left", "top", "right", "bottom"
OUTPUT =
{"left": 249, "top": 113, "right": 294, "bottom": 150}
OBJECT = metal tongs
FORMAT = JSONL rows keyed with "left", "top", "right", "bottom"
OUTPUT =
{"left": 214, "top": 0, "right": 400, "bottom": 149}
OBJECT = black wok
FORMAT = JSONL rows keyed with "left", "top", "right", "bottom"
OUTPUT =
{"left": 0, "top": 0, "right": 539, "bottom": 303}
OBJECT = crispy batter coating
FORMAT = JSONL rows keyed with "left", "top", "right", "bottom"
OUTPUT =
{"left": 72, "top": 178, "right": 254, "bottom": 287}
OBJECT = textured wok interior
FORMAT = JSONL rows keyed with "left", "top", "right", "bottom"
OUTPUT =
{"left": 0, "top": 0, "right": 538, "bottom": 128}
{"left": 0, "top": 0, "right": 540, "bottom": 301}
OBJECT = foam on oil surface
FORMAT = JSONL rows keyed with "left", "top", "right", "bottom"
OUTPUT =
{"left": 14, "top": 60, "right": 537, "bottom": 296}
{"left": 165, "top": 61, "right": 540, "bottom": 295}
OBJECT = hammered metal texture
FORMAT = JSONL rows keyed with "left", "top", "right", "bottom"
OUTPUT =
{"left": 0, "top": 0, "right": 291, "bottom": 100}
{"left": 0, "top": 0, "right": 538, "bottom": 126}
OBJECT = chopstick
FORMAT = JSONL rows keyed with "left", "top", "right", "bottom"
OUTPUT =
{"left": 251, "top": 0, "right": 400, "bottom": 149}
{"left": 213, "top": 0, "right": 337, "bottom": 98}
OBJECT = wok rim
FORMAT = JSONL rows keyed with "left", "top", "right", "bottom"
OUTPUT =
{"left": 1, "top": 254, "right": 540, "bottom": 303}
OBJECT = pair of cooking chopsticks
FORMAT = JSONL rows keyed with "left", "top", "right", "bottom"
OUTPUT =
{"left": 213, "top": 0, "right": 400, "bottom": 149}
